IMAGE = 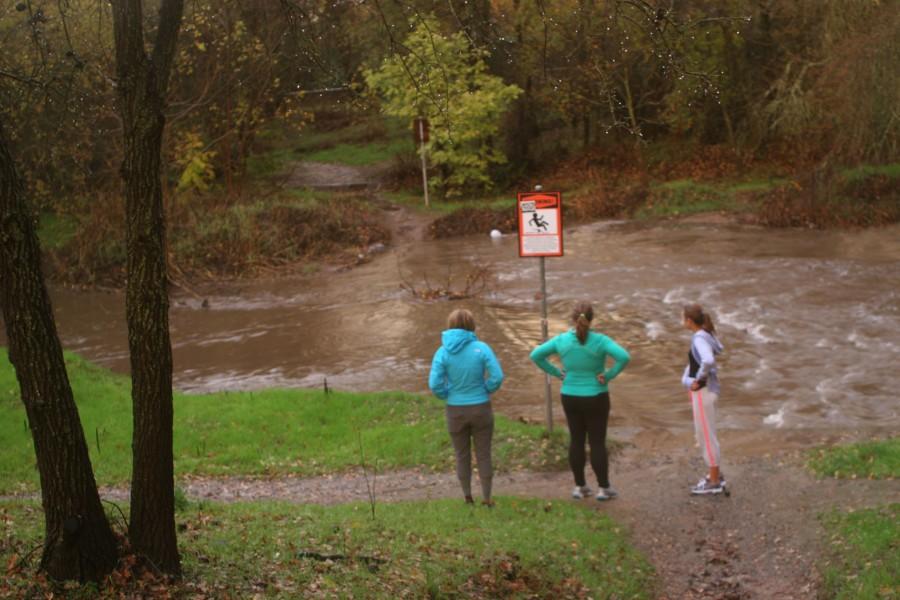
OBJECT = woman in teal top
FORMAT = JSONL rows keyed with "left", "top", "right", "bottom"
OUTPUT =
{"left": 530, "top": 301, "right": 630, "bottom": 501}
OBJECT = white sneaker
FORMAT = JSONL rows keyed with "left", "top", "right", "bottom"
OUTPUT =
{"left": 595, "top": 488, "right": 612, "bottom": 501}
{"left": 691, "top": 477, "right": 725, "bottom": 495}
{"left": 602, "top": 486, "right": 618, "bottom": 499}
{"left": 571, "top": 485, "right": 592, "bottom": 499}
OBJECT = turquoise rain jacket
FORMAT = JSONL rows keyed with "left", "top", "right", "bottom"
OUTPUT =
{"left": 428, "top": 329, "right": 504, "bottom": 406}
{"left": 530, "top": 329, "right": 630, "bottom": 397}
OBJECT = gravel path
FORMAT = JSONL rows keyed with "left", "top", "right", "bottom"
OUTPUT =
{"left": 45, "top": 444, "right": 886, "bottom": 599}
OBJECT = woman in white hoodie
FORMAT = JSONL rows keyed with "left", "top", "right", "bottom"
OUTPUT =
{"left": 682, "top": 304, "right": 726, "bottom": 495}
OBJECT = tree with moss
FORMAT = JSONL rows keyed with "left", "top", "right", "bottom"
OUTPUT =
{"left": 365, "top": 16, "right": 521, "bottom": 198}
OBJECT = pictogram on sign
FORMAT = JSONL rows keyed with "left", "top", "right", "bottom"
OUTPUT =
{"left": 517, "top": 191, "right": 563, "bottom": 257}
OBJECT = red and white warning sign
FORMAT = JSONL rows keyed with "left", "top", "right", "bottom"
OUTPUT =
{"left": 517, "top": 191, "right": 563, "bottom": 257}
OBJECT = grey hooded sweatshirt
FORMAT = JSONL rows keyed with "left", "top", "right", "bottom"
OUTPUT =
{"left": 681, "top": 329, "right": 725, "bottom": 394}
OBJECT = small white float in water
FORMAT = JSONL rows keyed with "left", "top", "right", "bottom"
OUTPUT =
{"left": 489, "top": 229, "right": 503, "bottom": 239}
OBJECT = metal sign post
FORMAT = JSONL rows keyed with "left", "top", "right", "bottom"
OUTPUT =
{"left": 414, "top": 117, "right": 430, "bottom": 207}
{"left": 539, "top": 254, "right": 552, "bottom": 432}
{"left": 516, "top": 185, "right": 564, "bottom": 434}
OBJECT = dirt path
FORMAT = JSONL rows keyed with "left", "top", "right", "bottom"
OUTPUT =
{"left": 285, "top": 159, "right": 432, "bottom": 246}
{"left": 284, "top": 161, "right": 382, "bottom": 191}
{"left": 78, "top": 444, "right": 896, "bottom": 599}
{"left": 596, "top": 448, "right": 897, "bottom": 599}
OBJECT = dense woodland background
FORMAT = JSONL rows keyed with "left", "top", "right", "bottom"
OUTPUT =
{"left": 2, "top": 0, "right": 899, "bottom": 285}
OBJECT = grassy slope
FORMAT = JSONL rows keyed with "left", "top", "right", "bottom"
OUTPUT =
{"left": 1, "top": 347, "right": 647, "bottom": 598}
{"left": 1, "top": 498, "right": 653, "bottom": 598}
{"left": 807, "top": 438, "right": 899, "bottom": 599}
{"left": 635, "top": 177, "right": 790, "bottom": 219}
{"left": 0, "top": 350, "right": 567, "bottom": 493}
{"left": 383, "top": 190, "right": 515, "bottom": 215}
{"left": 249, "top": 116, "right": 413, "bottom": 173}
{"left": 807, "top": 437, "right": 900, "bottom": 480}
{"left": 820, "top": 504, "right": 900, "bottom": 600}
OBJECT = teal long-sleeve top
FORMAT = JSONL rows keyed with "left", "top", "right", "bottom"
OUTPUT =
{"left": 530, "top": 329, "right": 630, "bottom": 396}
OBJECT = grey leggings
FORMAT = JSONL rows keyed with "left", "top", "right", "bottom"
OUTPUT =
{"left": 446, "top": 402, "right": 494, "bottom": 501}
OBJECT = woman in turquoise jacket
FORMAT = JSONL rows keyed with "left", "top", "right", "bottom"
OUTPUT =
{"left": 429, "top": 309, "right": 504, "bottom": 506}
{"left": 530, "top": 301, "right": 630, "bottom": 501}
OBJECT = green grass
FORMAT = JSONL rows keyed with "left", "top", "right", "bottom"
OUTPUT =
{"left": 820, "top": 504, "right": 900, "bottom": 600}
{"left": 0, "top": 498, "right": 653, "bottom": 598}
{"left": 302, "top": 139, "right": 412, "bottom": 166}
{"left": 840, "top": 163, "right": 900, "bottom": 183}
{"left": 247, "top": 116, "right": 413, "bottom": 175}
{"left": 809, "top": 438, "right": 900, "bottom": 598}
{"left": 291, "top": 118, "right": 406, "bottom": 153}
{"left": 37, "top": 213, "right": 78, "bottom": 250}
{"left": 728, "top": 178, "right": 791, "bottom": 193}
{"left": 807, "top": 438, "right": 900, "bottom": 480}
{"left": 384, "top": 190, "right": 516, "bottom": 215}
{"left": 245, "top": 147, "right": 299, "bottom": 178}
{"left": 288, "top": 116, "right": 411, "bottom": 166}
{"left": 636, "top": 177, "right": 788, "bottom": 219}
{"left": 0, "top": 350, "right": 567, "bottom": 493}
{"left": 279, "top": 186, "right": 345, "bottom": 205}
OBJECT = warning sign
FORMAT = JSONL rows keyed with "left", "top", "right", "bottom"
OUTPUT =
{"left": 517, "top": 191, "right": 563, "bottom": 257}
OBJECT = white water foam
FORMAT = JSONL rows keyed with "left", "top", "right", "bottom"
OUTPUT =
{"left": 663, "top": 287, "right": 686, "bottom": 305}
{"left": 846, "top": 331, "right": 870, "bottom": 349}
{"left": 763, "top": 407, "right": 785, "bottom": 428}
{"left": 717, "top": 309, "right": 775, "bottom": 344}
{"left": 644, "top": 321, "right": 665, "bottom": 340}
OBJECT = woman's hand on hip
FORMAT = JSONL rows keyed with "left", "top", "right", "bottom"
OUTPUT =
{"left": 596, "top": 373, "right": 607, "bottom": 384}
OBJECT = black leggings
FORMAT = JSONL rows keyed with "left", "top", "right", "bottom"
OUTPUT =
{"left": 561, "top": 393, "right": 611, "bottom": 488}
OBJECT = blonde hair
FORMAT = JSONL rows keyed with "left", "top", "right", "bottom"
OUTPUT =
{"left": 571, "top": 301, "right": 593, "bottom": 344}
{"left": 447, "top": 308, "right": 476, "bottom": 331}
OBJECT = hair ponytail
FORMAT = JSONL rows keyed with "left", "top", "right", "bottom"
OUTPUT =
{"left": 702, "top": 312, "right": 716, "bottom": 334}
{"left": 572, "top": 301, "right": 594, "bottom": 344}
{"left": 683, "top": 303, "right": 716, "bottom": 334}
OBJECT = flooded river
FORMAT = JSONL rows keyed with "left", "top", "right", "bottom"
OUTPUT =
{"left": 6, "top": 219, "right": 900, "bottom": 436}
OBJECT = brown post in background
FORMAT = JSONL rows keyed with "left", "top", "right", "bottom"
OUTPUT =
{"left": 413, "top": 117, "right": 430, "bottom": 207}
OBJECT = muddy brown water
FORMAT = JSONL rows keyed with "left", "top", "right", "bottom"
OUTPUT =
{"left": 4, "top": 219, "right": 899, "bottom": 447}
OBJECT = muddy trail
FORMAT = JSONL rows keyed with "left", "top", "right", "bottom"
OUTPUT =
{"left": 66, "top": 441, "right": 893, "bottom": 600}
{"left": 286, "top": 159, "right": 431, "bottom": 245}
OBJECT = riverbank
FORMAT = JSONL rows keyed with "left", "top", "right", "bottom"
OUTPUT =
{"left": 0, "top": 351, "right": 568, "bottom": 494}
{"left": 2, "top": 352, "right": 898, "bottom": 597}
{"left": 34, "top": 115, "right": 900, "bottom": 287}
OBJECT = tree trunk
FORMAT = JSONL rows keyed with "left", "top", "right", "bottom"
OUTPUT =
{"left": 0, "top": 120, "right": 118, "bottom": 582}
{"left": 111, "top": 0, "right": 185, "bottom": 577}
{"left": 622, "top": 65, "right": 639, "bottom": 134}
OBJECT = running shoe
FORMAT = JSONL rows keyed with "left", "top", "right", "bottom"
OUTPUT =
{"left": 691, "top": 477, "right": 725, "bottom": 495}
{"left": 695, "top": 475, "right": 728, "bottom": 488}
{"left": 595, "top": 488, "right": 614, "bottom": 501}
{"left": 571, "top": 485, "right": 592, "bottom": 500}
